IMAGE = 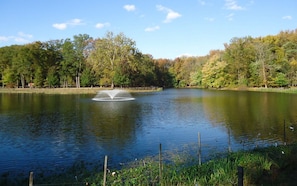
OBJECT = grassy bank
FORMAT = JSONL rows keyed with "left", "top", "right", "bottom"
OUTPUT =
{"left": 1, "top": 87, "right": 296, "bottom": 95}
{"left": 248, "top": 87, "right": 297, "bottom": 94}
{"left": 0, "top": 87, "right": 163, "bottom": 94}
{"left": 81, "top": 144, "right": 297, "bottom": 185}
{"left": 5, "top": 144, "right": 297, "bottom": 186}
{"left": 221, "top": 86, "right": 297, "bottom": 94}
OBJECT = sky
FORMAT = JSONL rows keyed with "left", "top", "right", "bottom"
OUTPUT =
{"left": 0, "top": 0, "right": 297, "bottom": 59}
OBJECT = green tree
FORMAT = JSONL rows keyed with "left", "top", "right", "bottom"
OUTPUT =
{"left": 289, "top": 59, "right": 297, "bottom": 86}
{"left": 0, "top": 46, "right": 15, "bottom": 87}
{"left": 73, "top": 34, "right": 92, "bottom": 88}
{"left": 274, "top": 72, "right": 289, "bottom": 87}
{"left": 46, "top": 66, "right": 59, "bottom": 88}
{"left": 43, "top": 40, "right": 63, "bottom": 87}
{"left": 129, "top": 53, "right": 157, "bottom": 87}
{"left": 60, "top": 38, "right": 76, "bottom": 87}
{"left": 11, "top": 45, "right": 34, "bottom": 88}
{"left": 2, "top": 67, "right": 16, "bottom": 88}
{"left": 190, "top": 70, "right": 202, "bottom": 86}
{"left": 224, "top": 37, "right": 256, "bottom": 86}
{"left": 26, "top": 41, "right": 48, "bottom": 87}
{"left": 87, "top": 32, "right": 137, "bottom": 88}
{"left": 80, "top": 67, "right": 95, "bottom": 87}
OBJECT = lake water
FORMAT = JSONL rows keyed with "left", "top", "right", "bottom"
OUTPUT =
{"left": 0, "top": 88, "right": 297, "bottom": 177}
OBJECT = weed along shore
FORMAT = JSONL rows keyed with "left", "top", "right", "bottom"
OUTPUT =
{"left": 0, "top": 87, "right": 163, "bottom": 94}
{"left": 7, "top": 143, "right": 297, "bottom": 185}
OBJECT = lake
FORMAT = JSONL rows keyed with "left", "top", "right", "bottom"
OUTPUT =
{"left": 0, "top": 88, "right": 297, "bottom": 178}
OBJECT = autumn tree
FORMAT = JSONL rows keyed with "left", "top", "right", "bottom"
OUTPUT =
{"left": 189, "top": 56, "right": 208, "bottom": 87}
{"left": 283, "top": 41, "right": 297, "bottom": 86}
{"left": 170, "top": 57, "right": 192, "bottom": 87}
{"left": 202, "top": 51, "right": 227, "bottom": 88}
{"left": 154, "top": 58, "right": 174, "bottom": 87}
{"left": 249, "top": 40, "right": 271, "bottom": 88}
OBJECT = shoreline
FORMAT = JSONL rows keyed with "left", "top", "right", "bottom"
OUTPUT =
{"left": 1, "top": 86, "right": 296, "bottom": 94}
{"left": 0, "top": 87, "right": 163, "bottom": 94}
{"left": 221, "top": 86, "right": 297, "bottom": 94}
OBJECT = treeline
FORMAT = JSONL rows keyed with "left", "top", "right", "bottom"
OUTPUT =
{"left": 0, "top": 32, "right": 173, "bottom": 88}
{"left": 171, "top": 29, "right": 297, "bottom": 88}
{"left": 1, "top": 29, "right": 297, "bottom": 89}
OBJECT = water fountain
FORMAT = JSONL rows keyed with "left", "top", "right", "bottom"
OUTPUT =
{"left": 92, "top": 89, "right": 135, "bottom": 101}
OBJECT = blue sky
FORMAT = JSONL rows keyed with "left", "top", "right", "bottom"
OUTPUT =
{"left": 0, "top": 0, "right": 296, "bottom": 59}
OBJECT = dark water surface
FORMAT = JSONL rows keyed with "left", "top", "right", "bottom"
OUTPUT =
{"left": 0, "top": 89, "right": 297, "bottom": 177}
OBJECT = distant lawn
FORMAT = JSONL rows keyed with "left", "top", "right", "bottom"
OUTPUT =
{"left": 0, "top": 87, "right": 162, "bottom": 94}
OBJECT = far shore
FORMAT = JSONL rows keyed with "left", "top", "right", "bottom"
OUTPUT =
{"left": 1, "top": 86, "right": 297, "bottom": 94}
{"left": 0, "top": 87, "right": 163, "bottom": 94}
{"left": 220, "top": 86, "right": 297, "bottom": 94}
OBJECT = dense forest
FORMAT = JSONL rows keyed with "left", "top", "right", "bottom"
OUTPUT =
{"left": 0, "top": 29, "right": 297, "bottom": 89}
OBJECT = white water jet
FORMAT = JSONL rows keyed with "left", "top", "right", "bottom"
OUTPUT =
{"left": 92, "top": 89, "right": 135, "bottom": 102}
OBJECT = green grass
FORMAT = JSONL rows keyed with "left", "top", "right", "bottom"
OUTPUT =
{"left": 9, "top": 143, "right": 293, "bottom": 186}
{"left": 248, "top": 87, "right": 297, "bottom": 94}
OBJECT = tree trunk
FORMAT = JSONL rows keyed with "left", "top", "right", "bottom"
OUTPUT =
{"left": 1, "top": 72, "right": 3, "bottom": 88}
{"left": 21, "top": 74, "right": 25, "bottom": 88}
{"left": 261, "top": 60, "right": 268, "bottom": 88}
{"left": 76, "top": 75, "right": 80, "bottom": 88}
{"left": 111, "top": 81, "right": 114, "bottom": 89}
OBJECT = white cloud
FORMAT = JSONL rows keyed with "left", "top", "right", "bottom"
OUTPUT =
{"left": 95, "top": 22, "right": 110, "bottom": 29}
{"left": 68, "top": 18, "right": 84, "bottom": 25}
{"left": 124, "top": 4, "right": 136, "bottom": 12}
{"left": 53, "top": 23, "right": 67, "bottom": 30}
{"left": 0, "top": 32, "right": 33, "bottom": 43}
{"left": 156, "top": 5, "right": 181, "bottom": 23}
{"left": 52, "top": 18, "right": 84, "bottom": 30}
{"left": 14, "top": 37, "right": 29, "bottom": 43}
{"left": 18, "top": 32, "right": 33, "bottom": 39}
{"left": 224, "top": 0, "right": 244, "bottom": 10}
{"left": 145, "top": 26, "right": 160, "bottom": 32}
{"left": 0, "top": 36, "right": 10, "bottom": 42}
{"left": 282, "top": 15, "right": 292, "bottom": 20}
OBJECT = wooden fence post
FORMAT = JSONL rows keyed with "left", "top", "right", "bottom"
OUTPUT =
{"left": 238, "top": 166, "right": 244, "bottom": 186}
{"left": 159, "top": 143, "right": 162, "bottom": 183}
{"left": 103, "top": 155, "right": 108, "bottom": 186}
{"left": 283, "top": 120, "right": 287, "bottom": 145}
{"left": 228, "top": 127, "right": 231, "bottom": 152}
{"left": 29, "top": 172, "right": 33, "bottom": 186}
{"left": 198, "top": 132, "right": 201, "bottom": 165}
